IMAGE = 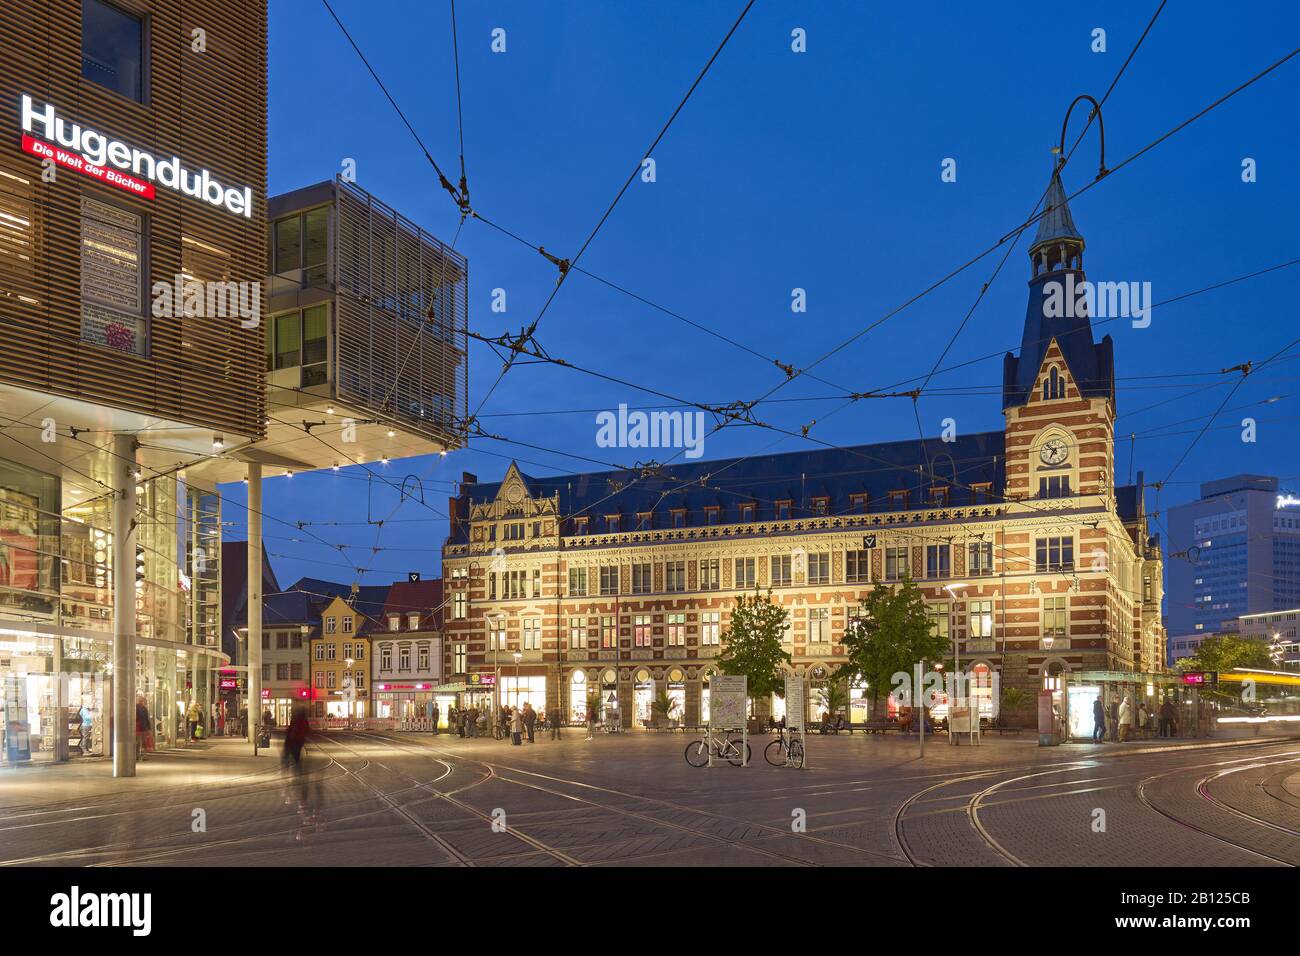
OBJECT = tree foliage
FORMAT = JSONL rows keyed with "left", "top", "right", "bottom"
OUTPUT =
{"left": 717, "top": 588, "right": 793, "bottom": 699}
{"left": 837, "top": 576, "right": 949, "bottom": 704}
{"left": 1175, "top": 634, "right": 1272, "bottom": 674}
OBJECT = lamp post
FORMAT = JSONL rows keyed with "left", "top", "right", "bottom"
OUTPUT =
{"left": 513, "top": 650, "right": 523, "bottom": 713}
{"left": 943, "top": 583, "right": 968, "bottom": 744}
{"left": 345, "top": 657, "right": 355, "bottom": 729}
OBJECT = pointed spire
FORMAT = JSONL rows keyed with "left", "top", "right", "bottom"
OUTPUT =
{"left": 1031, "top": 168, "right": 1083, "bottom": 251}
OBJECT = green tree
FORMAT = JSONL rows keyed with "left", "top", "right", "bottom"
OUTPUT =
{"left": 999, "top": 686, "right": 1031, "bottom": 723}
{"left": 837, "top": 575, "right": 949, "bottom": 712}
{"left": 717, "top": 588, "right": 793, "bottom": 700}
{"left": 651, "top": 689, "right": 679, "bottom": 726}
{"left": 814, "top": 681, "right": 849, "bottom": 721}
{"left": 1177, "top": 635, "right": 1272, "bottom": 674}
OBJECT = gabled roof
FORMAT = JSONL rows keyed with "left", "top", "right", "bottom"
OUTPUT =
{"left": 449, "top": 431, "right": 1007, "bottom": 542}
{"left": 286, "top": 577, "right": 390, "bottom": 630}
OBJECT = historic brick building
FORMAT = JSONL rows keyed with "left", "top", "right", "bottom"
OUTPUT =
{"left": 440, "top": 169, "right": 1166, "bottom": 727}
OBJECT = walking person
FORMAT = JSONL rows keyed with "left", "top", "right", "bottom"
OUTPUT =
{"left": 186, "top": 698, "right": 202, "bottom": 741}
{"left": 282, "top": 702, "right": 313, "bottom": 812}
{"left": 431, "top": 701, "right": 440, "bottom": 736}
{"left": 1091, "top": 696, "right": 1105, "bottom": 742}
{"left": 1107, "top": 696, "right": 1119, "bottom": 743}
{"left": 467, "top": 705, "right": 479, "bottom": 738}
{"left": 551, "top": 706, "right": 563, "bottom": 741}
{"left": 1137, "top": 701, "right": 1149, "bottom": 739}
{"left": 586, "top": 705, "right": 596, "bottom": 740}
{"left": 523, "top": 702, "right": 536, "bottom": 743}
{"left": 1118, "top": 695, "right": 1132, "bottom": 742}
{"left": 1159, "top": 697, "right": 1174, "bottom": 738}
{"left": 510, "top": 705, "right": 524, "bottom": 745}
{"left": 135, "top": 694, "right": 151, "bottom": 760}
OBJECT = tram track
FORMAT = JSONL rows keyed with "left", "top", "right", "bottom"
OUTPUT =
{"left": 356, "top": 730, "right": 908, "bottom": 867}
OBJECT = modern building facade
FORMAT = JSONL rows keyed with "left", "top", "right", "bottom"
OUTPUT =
{"left": 1165, "top": 474, "right": 1300, "bottom": 663}
{"left": 441, "top": 169, "right": 1166, "bottom": 727}
{"left": 372, "top": 577, "right": 445, "bottom": 723}
{"left": 0, "top": 0, "right": 267, "bottom": 771}
{"left": 1229, "top": 608, "right": 1300, "bottom": 671}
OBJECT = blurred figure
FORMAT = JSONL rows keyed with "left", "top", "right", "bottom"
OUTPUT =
{"left": 283, "top": 702, "right": 313, "bottom": 810}
{"left": 135, "top": 694, "right": 151, "bottom": 760}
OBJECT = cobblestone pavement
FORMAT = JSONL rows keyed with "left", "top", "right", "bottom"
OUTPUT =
{"left": 1, "top": 730, "right": 1296, "bottom": 866}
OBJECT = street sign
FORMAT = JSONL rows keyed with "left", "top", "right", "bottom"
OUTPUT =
{"left": 709, "top": 675, "right": 746, "bottom": 729}
{"left": 784, "top": 676, "right": 804, "bottom": 731}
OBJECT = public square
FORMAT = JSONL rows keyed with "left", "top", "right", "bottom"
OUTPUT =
{"left": 3, "top": 729, "right": 1297, "bottom": 868}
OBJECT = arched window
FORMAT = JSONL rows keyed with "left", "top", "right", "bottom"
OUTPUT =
{"left": 1042, "top": 366, "right": 1064, "bottom": 400}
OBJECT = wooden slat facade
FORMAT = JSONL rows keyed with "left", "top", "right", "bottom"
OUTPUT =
{"left": 0, "top": 0, "right": 267, "bottom": 439}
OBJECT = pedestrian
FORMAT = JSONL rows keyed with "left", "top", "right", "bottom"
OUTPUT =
{"left": 1107, "top": 696, "right": 1119, "bottom": 743}
{"left": 551, "top": 706, "right": 563, "bottom": 741}
{"left": 1138, "top": 701, "right": 1149, "bottom": 738}
{"left": 431, "top": 701, "right": 440, "bottom": 735}
{"left": 1091, "top": 696, "right": 1105, "bottom": 742}
{"left": 511, "top": 705, "right": 524, "bottom": 745}
{"left": 282, "top": 702, "right": 312, "bottom": 809}
{"left": 1159, "top": 697, "right": 1174, "bottom": 738}
{"left": 586, "top": 705, "right": 596, "bottom": 741}
{"left": 186, "top": 699, "right": 202, "bottom": 740}
{"left": 523, "top": 702, "right": 536, "bottom": 743}
{"left": 262, "top": 706, "right": 275, "bottom": 729}
{"left": 1118, "top": 695, "right": 1132, "bottom": 742}
{"left": 135, "top": 694, "right": 151, "bottom": 759}
{"left": 238, "top": 705, "right": 247, "bottom": 738}
{"left": 467, "top": 705, "right": 479, "bottom": 738}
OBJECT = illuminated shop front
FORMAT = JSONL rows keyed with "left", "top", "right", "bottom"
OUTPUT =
{"left": 499, "top": 674, "right": 546, "bottom": 713}
{"left": 374, "top": 682, "right": 436, "bottom": 720}
{"left": 633, "top": 669, "right": 653, "bottom": 727}
{"left": 568, "top": 669, "right": 588, "bottom": 723}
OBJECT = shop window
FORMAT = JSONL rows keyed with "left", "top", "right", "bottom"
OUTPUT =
{"left": 82, "top": 0, "right": 143, "bottom": 100}
{"left": 81, "top": 197, "right": 145, "bottom": 355}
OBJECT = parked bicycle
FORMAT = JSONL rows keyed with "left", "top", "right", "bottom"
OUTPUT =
{"left": 684, "top": 728, "right": 751, "bottom": 767}
{"left": 763, "top": 726, "right": 805, "bottom": 768}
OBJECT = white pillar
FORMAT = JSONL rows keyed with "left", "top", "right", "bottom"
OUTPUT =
{"left": 246, "top": 462, "right": 263, "bottom": 752}
{"left": 111, "top": 434, "right": 138, "bottom": 778}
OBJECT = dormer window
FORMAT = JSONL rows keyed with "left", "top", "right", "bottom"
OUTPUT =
{"left": 1042, "top": 366, "right": 1066, "bottom": 400}
{"left": 775, "top": 500, "right": 791, "bottom": 520}
{"left": 930, "top": 487, "right": 949, "bottom": 507}
{"left": 606, "top": 514, "right": 620, "bottom": 533}
{"left": 636, "top": 512, "right": 652, "bottom": 531}
{"left": 704, "top": 506, "right": 720, "bottom": 525}
{"left": 849, "top": 493, "right": 868, "bottom": 513}
{"left": 739, "top": 503, "right": 755, "bottom": 523}
{"left": 971, "top": 483, "right": 992, "bottom": 505}
{"left": 812, "top": 497, "right": 830, "bottom": 516}
{"left": 888, "top": 490, "right": 909, "bottom": 512}
{"left": 572, "top": 516, "right": 589, "bottom": 535}
{"left": 670, "top": 508, "right": 687, "bottom": 528}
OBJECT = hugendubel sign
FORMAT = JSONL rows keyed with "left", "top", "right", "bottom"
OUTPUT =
{"left": 19, "top": 94, "right": 253, "bottom": 217}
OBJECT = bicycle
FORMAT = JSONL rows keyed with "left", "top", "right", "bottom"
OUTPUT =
{"left": 684, "top": 728, "right": 751, "bottom": 767}
{"left": 763, "top": 726, "right": 805, "bottom": 768}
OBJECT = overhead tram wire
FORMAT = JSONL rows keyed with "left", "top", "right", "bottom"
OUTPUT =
{"left": 319, "top": 0, "right": 462, "bottom": 207}
{"left": 731, "top": 38, "right": 1300, "bottom": 424}
{"left": 467, "top": 0, "right": 759, "bottom": 421}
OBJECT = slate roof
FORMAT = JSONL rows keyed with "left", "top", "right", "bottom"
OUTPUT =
{"left": 1032, "top": 171, "right": 1083, "bottom": 248}
{"left": 382, "top": 579, "right": 444, "bottom": 629}
{"left": 450, "top": 431, "right": 1007, "bottom": 543}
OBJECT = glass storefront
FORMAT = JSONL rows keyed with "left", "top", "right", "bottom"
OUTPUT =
{"left": 499, "top": 675, "right": 546, "bottom": 712}
{"left": 569, "top": 669, "right": 588, "bottom": 723}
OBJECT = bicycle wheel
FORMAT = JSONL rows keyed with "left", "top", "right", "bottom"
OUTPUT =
{"left": 763, "top": 738, "right": 786, "bottom": 767}
{"left": 684, "top": 738, "right": 710, "bottom": 767}
{"left": 727, "top": 739, "right": 751, "bottom": 767}
{"left": 787, "top": 738, "right": 805, "bottom": 769}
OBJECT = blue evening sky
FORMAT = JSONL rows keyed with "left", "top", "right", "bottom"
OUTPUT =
{"left": 224, "top": 0, "right": 1300, "bottom": 587}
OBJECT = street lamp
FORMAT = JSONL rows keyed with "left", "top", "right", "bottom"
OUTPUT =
{"left": 512, "top": 650, "right": 523, "bottom": 714}
{"left": 345, "top": 657, "right": 355, "bottom": 729}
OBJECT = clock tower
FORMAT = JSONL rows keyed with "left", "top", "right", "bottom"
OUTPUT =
{"left": 1002, "top": 168, "right": 1116, "bottom": 502}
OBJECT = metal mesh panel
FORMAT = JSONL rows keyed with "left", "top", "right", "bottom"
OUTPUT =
{"left": 333, "top": 177, "right": 468, "bottom": 446}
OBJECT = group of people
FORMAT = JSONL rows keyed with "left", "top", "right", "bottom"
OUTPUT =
{"left": 1092, "top": 695, "right": 1180, "bottom": 742}
{"left": 443, "top": 702, "right": 569, "bottom": 743}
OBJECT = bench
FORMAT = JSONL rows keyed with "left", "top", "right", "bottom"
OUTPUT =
{"left": 863, "top": 719, "right": 899, "bottom": 734}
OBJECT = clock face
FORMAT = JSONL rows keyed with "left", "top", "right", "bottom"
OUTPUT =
{"left": 1039, "top": 438, "right": 1069, "bottom": 466}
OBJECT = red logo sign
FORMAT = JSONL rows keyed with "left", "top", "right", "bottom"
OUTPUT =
{"left": 21, "top": 134, "right": 155, "bottom": 199}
